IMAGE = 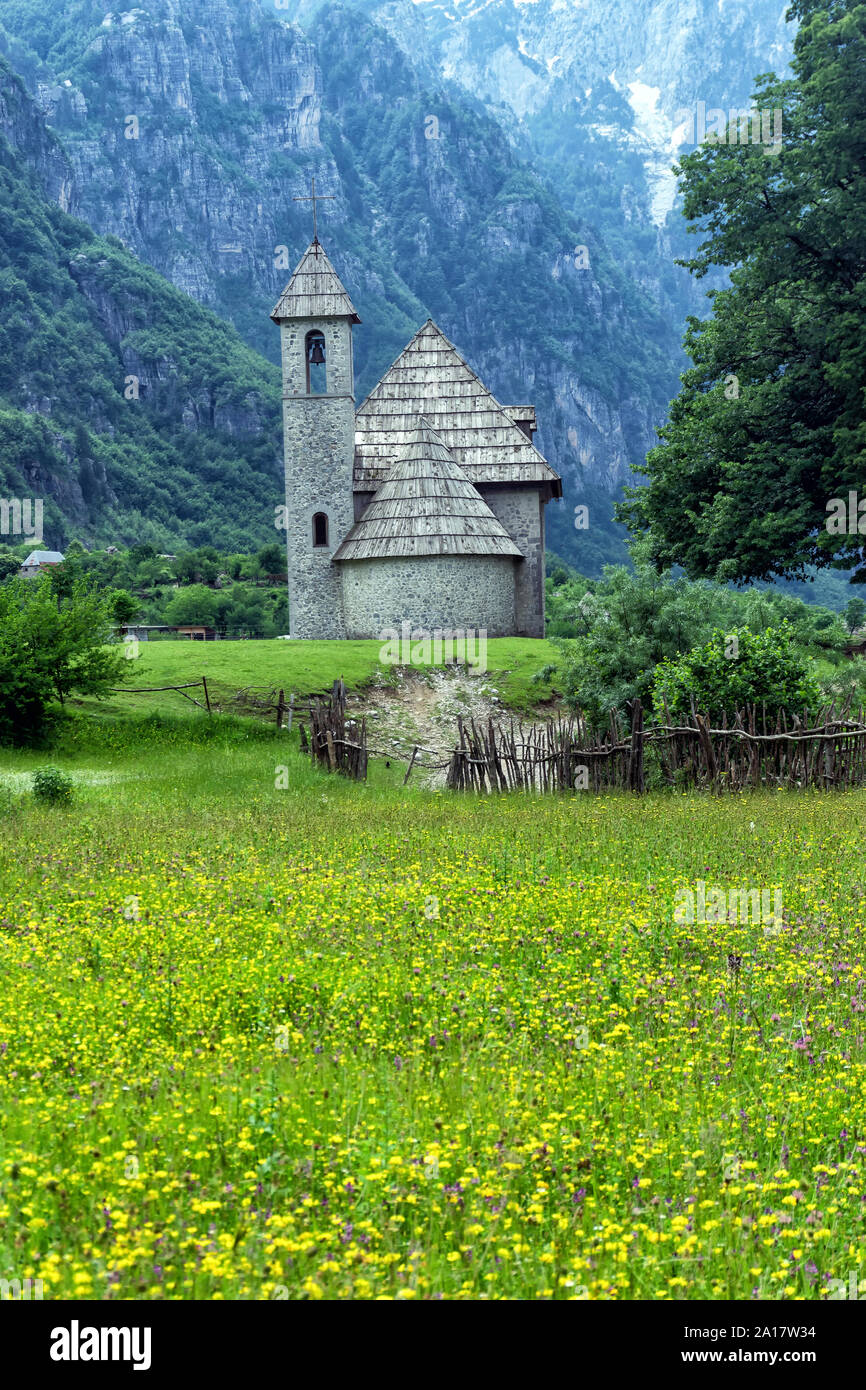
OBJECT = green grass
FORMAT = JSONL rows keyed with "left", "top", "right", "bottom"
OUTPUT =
{"left": 104, "top": 637, "right": 561, "bottom": 717}
{"left": 0, "top": 710, "right": 864, "bottom": 1301}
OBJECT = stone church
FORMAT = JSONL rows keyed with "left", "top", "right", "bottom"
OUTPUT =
{"left": 272, "top": 238, "right": 561, "bottom": 640}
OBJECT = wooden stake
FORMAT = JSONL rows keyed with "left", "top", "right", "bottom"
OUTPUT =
{"left": 403, "top": 746, "right": 419, "bottom": 786}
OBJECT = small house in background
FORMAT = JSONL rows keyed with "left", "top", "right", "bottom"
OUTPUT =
{"left": 20, "top": 549, "right": 64, "bottom": 577}
{"left": 119, "top": 623, "right": 219, "bottom": 642}
{"left": 120, "top": 624, "right": 175, "bottom": 643}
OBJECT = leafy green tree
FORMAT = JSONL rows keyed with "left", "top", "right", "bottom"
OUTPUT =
{"left": 164, "top": 585, "right": 218, "bottom": 626}
{"left": 46, "top": 552, "right": 83, "bottom": 600}
{"left": 551, "top": 556, "right": 846, "bottom": 724}
{"left": 221, "top": 592, "right": 268, "bottom": 636}
{"left": 173, "top": 549, "right": 220, "bottom": 585}
{"left": 135, "top": 557, "right": 174, "bottom": 589}
{"left": 129, "top": 544, "right": 157, "bottom": 566}
{"left": 0, "top": 574, "right": 127, "bottom": 743}
{"left": 844, "top": 596, "right": 866, "bottom": 634}
{"left": 553, "top": 564, "right": 738, "bottom": 725}
{"left": 256, "top": 543, "right": 286, "bottom": 578}
{"left": 621, "top": 0, "right": 866, "bottom": 585}
{"left": 652, "top": 624, "right": 822, "bottom": 721}
{"left": 111, "top": 589, "right": 140, "bottom": 625}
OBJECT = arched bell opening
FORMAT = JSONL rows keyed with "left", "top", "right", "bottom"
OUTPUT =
{"left": 305, "top": 330, "right": 327, "bottom": 394}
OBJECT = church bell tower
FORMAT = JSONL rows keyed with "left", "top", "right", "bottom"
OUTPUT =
{"left": 271, "top": 234, "right": 360, "bottom": 639}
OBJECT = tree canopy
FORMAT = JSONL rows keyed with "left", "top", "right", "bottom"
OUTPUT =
{"left": 0, "top": 574, "right": 127, "bottom": 744}
{"left": 621, "top": 0, "right": 866, "bottom": 586}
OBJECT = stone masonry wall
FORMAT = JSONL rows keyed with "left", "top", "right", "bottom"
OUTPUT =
{"left": 339, "top": 554, "right": 517, "bottom": 638}
{"left": 280, "top": 315, "right": 355, "bottom": 639}
{"left": 477, "top": 486, "right": 545, "bottom": 637}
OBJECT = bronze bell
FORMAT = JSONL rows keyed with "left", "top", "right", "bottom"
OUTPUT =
{"left": 309, "top": 339, "right": 326, "bottom": 365}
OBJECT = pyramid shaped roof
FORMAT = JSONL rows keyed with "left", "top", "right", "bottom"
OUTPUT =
{"left": 354, "top": 320, "right": 560, "bottom": 494}
{"left": 271, "top": 240, "right": 360, "bottom": 323}
{"left": 333, "top": 419, "right": 524, "bottom": 562}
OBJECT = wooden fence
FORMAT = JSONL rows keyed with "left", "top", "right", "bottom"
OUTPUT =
{"left": 299, "top": 680, "right": 369, "bottom": 781}
{"left": 445, "top": 707, "right": 644, "bottom": 792}
{"left": 444, "top": 699, "right": 866, "bottom": 794}
{"left": 109, "top": 677, "right": 212, "bottom": 713}
{"left": 107, "top": 676, "right": 866, "bottom": 795}
{"left": 650, "top": 700, "right": 866, "bottom": 792}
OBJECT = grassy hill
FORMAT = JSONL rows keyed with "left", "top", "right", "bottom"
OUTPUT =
{"left": 99, "top": 636, "right": 561, "bottom": 718}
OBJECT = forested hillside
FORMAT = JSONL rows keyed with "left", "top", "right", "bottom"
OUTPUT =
{"left": 0, "top": 55, "right": 283, "bottom": 551}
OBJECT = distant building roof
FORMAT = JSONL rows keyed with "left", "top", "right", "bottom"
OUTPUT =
{"left": 353, "top": 319, "right": 561, "bottom": 495}
{"left": 271, "top": 240, "right": 361, "bottom": 324}
{"left": 333, "top": 419, "right": 524, "bottom": 563}
{"left": 22, "top": 550, "right": 64, "bottom": 566}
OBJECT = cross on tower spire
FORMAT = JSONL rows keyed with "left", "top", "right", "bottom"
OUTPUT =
{"left": 293, "top": 176, "right": 334, "bottom": 253}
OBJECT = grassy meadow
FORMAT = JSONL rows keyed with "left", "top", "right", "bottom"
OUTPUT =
{"left": 106, "top": 636, "right": 561, "bottom": 717}
{"left": 0, "top": 706, "right": 864, "bottom": 1301}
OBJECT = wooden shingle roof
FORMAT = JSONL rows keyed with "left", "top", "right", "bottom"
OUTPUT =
{"left": 333, "top": 419, "right": 524, "bottom": 562}
{"left": 271, "top": 240, "right": 361, "bottom": 323}
{"left": 354, "top": 320, "right": 561, "bottom": 495}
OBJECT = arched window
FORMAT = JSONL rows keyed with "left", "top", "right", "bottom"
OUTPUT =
{"left": 312, "top": 512, "right": 329, "bottom": 548}
{"left": 305, "top": 330, "right": 327, "bottom": 394}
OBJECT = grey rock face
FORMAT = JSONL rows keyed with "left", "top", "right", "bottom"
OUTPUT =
{"left": 26, "top": 2, "right": 326, "bottom": 322}
{"left": 0, "top": 61, "right": 76, "bottom": 211}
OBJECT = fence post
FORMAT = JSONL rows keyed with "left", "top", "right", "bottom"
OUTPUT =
{"left": 202, "top": 676, "right": 212, "bottom": 716}
{"left": 628, "top": 697, "right": 644, "bottom": 793}
{"left": 403, "top": 746, "right": 419, "bottom": 786}
{"left": 287, "top": 693, "right": 294, "bottom": 733}
{"left": 276, "top": 688, "right": 285, "bottom": 730}
{"left": 325, "top": 729, "right": 337, "bottom": 771}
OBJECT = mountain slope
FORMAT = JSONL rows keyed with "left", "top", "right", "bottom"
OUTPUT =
{"left": 0, "top": 54, "right": 282, "bottom": 551}
{"left": 276, "top": 0, "right": 794, "bottom": 224}
{"left": 0, "top": 0, "right": 688, "bottom": 572}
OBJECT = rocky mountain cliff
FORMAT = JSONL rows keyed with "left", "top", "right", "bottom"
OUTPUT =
{"left": 0, "top": 0, "right": 697, "bottom": 570}
{"left": 0, "top": 53, "right": 283, "bottom": 551}
{"left": 276, "top": 0, "right": 794, "bottom": 229}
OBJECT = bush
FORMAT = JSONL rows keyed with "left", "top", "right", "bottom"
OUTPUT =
{"left": 652, "top": 623, "right": 822, "bottom": 722}
{"left": 0, "top": 575, "right": 128, "bottom": 746}
{"left": 817, "top": 662, "right": 866, "bottom": 710}
{"left": 549, "top": 559, "right": 845, "bottom": 727}
{"left": 32, "top": 766, "right": 74, "bottom": 805}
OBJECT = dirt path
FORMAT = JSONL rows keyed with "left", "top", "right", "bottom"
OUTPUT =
{"left": 347, "top": 666, "right": 558, "bottom": 786}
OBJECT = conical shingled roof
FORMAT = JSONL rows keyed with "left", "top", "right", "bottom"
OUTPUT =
{"left": 354, "top": 320, "right": 561, "bottom": 494}
{"left": 270, "top": 240, "right": 361, "bottom": 323}
{"left": 332, "top": 419, "right": 524, "bottom": 562}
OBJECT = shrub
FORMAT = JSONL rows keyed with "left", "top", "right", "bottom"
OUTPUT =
{"left": 0, "top": 575, "right": 127, "bottom": 746}
{"left": 818, "top": 662, "right": 866, "bottom": 710}
{"left": 32, "top": 766, "right": 74, "bottom": 805}
{"left": 652, "top": 623, "right": 822, "bottom": 721}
